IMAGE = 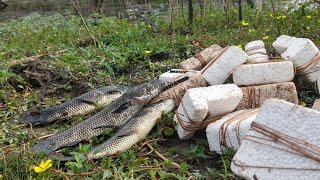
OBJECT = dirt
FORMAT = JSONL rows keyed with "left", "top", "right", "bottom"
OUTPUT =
{"left": 10, "top": 58, "right": 92, "bottom": 98}
{"left": 157, "top": 131, "right": 221, "bottom": 173}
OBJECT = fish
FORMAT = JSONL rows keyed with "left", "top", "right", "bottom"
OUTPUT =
{"left": 30, "top": 77, "right": 188, "bottom": 155}
{"left": 21, "top": 86, "right": 129, "bottom": 125}
{"left": 87, "top": 99, "right": 175, "bottom": 159}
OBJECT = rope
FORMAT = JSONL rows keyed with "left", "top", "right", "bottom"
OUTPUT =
{"left": 241, "top": 86, "right": 261, "bottom": 109}
{"left": 150, "top": 73, "right": 207, "bottom": 105}
{"left": 233, "top": 121, "right": 320, "bottom": 171}
{"left": 175, "top": 100, "right": 230, "bottom": 131}
{"left": 218, "top": 109, "right": 259, "bottom": 152}
{"left": 298, "top": 52, "right": 320, "bottom": 75}
{"left": 195, "top": 53, "right": 207, "bottom": 67}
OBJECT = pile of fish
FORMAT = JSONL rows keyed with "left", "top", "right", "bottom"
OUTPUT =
{"left": 22, "top": 77, "right": 188, "bottom": 159}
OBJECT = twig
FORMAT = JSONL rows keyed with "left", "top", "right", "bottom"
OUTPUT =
{"left": 71, "top": 0, "right": 98, "bottom": 47}
{"left": 145, "top": 143, "right": 193, "bottom": 177}
{"left": 139, "top": 138, "right": 165, "bottom": 150}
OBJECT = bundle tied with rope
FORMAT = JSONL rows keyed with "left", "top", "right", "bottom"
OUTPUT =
{"left": 231, "top": 99, "right": 320, "bottom": 179}
{"left": 151, "top": 72, "right": 207, "bottom": 106}
{"left": 206, "top": 109, "right": 259, "bottom": 154}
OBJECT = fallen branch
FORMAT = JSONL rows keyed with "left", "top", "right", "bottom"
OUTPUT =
{"left": 145, "top": 143, "right": 194, "bottom": 178}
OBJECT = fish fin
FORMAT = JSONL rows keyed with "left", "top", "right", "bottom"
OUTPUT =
{"left": 107, "top": 90, "right": 122, "bottom": 94}
{"left": 112, "top": 101, "right": 130, "bottom": 113}
{"left": 116, "top": 129, "right": 139, "bottom": 138}
{"left": 65, "top": 140, "right": 82, "bottom": 147}
{"left": 77, "top": 98, "right": 97, "bottom": 105}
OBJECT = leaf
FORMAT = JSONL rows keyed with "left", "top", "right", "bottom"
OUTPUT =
{"left": 102, "top": 170, "right": 112, "bottom": 179}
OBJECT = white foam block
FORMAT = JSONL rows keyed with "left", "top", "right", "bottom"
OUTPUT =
{"left": 281, "top": 38, "right": 320, "bottom": 82}
{"left": 236, "top": 82, "right": 298, "bottom": 110}
{"left": 159, "top": 72, "right": 183, "bottom": 82}
{"left": 206, "top": 84, "right": 244, "bottom": 116}
{"left": 248, "top": 53, "right": 269, "bottom": 63}
{"left": 206, "top": 109, "right": 259, "bottom": 154}
{"left": 201, "top": 46, "right": 248, "bottom": 85}
{"left": 179, "top": 57, "right": 202, "bottom": 70}
{"left": 272, "top": 35, "right": 296, "bottom": 54}
{"left": 233, "top": 61, "right": 295, "bottom": 86}
{"left": 231, "top": 99, "right": 320, "bottom": 180}
{"left": 174, "top": 84, "right": 243, "bottom": 140}
{"left": 179, "top": 88, "right": 209, "bottom": 121}
{"left": 159, "top": 69, "right": 199, "bottom": 82}
{"left": 312, "top": 99, "right": 320, "bottom": 111}
{"left": 245, "top": 40, "right": 267, "bottom": 55}
{"left": 173, "top": 115, "right": 195, "bottom": 140}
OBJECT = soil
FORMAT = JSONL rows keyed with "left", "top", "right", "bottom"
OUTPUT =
{"left": 10, "top": 57, "right": 92, "bottom": 98}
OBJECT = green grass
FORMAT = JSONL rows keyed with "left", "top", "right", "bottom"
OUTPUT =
{"left": 0, "top": 3, "right": 319, "bottom": 179}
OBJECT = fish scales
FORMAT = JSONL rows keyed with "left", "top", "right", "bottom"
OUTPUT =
{"left": 87, "top": 99, "right": 175, "bottom": 159}
{"left": 30, "top": 78, "right": 187, "bottom": 155}
{"left": 21, "top": 86, "right": 128, "bottom": 125}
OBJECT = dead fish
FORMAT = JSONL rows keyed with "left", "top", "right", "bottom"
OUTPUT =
{"left": 30, "top": 77, "right": 188, "bottom": 155}
{"left": 87, "top": 99, "right": 175, "bottom": 159}
{"left": 21, "top": 86, "right": 129, "bottom": 125}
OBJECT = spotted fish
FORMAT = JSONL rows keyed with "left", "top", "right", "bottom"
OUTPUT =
{"left": 87, "top": 99, "right": 175, "bottom": 159}
{"left": 21, "top": 86, "right": 129, "bottom": 125}
{"left": 30, "top": 77, "right": 188, "bottom": 155}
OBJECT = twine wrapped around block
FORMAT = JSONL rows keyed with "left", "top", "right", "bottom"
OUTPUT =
{"left": 218, "top": 109, "right": 259, "bottom": 151}
{"left": 175, "top": 100, "right": 230, "bottom": 131}
{"left": 298, "top": 52, "right": 320, "bottom": 75}
{"left": 233, "top": 121, "right": 320, "bottom": 171}
{"left": 236, "top": 82, "right": 298, "bottom": 110}
{"left": 151, "top": 72, "right": 207, "bottom": 105}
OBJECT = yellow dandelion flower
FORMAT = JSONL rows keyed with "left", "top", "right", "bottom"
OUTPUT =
{"left": 276, "top": 16, "right": 282, "bottom": 20}
{"left": 248, "top": 29, "right": 253, "bottom": 33}
{"left": 145, "top": 50, "right": 152, "bottom": 54}
{"left": 269, "top": 13, "right": 273, "bottom": 17}
{"left": 241, "top": 21, "right": 249, "bottom": 26}
{"left": 306, "top": 15, "right": 312, "bottom": 19}
{"left": 262, "top": 36, "right": 270, "bottom": 40}
{"left": 33, "top": 159, "right": 52, "bottom": 173}
{"left": 281, "top": 15, "right": 286, "bottom": 19}
{"left": 147, "top": 24, "right": 152, "bottom": 29}
{"left": 237, "top": 45, "right": 243, "bottom": 49}
{"left": 306, "top": 26, "right": 310, "bottom": 30}
{"left": 211, "top": 13, "right": 214, "bottom": 17}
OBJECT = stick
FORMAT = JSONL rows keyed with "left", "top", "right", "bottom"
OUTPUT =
{"left": 145, "top": 143, "right": 193, "bottom": 177}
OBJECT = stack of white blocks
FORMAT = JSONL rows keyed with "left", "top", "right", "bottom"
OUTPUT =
{"left": 273, "top": 35, "right": 320, "bottom": 92}
{"left": 245, "top": 40, "right": 269, "bottom": 62}
{"left": 173, "top": 84, "right": 243, "bottom": 140}
{"left": 206, "top": 109, "right": 259, "bottom": 154}
{"left": 231, "top": 99, "right": 320, "bottom": 180}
